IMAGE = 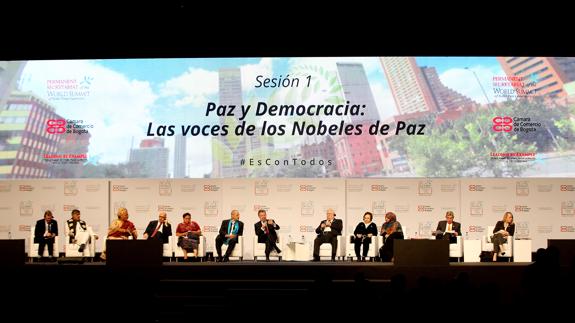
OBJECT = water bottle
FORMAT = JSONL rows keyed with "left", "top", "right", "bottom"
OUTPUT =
{"left": 8, "top": 231, "right": 11, "bottom": 240}
{"left": 465, "top": 232, "right": 469, "bottom": 240}
{"left": 301, "top": 235, "right": 305, "bottom": 243}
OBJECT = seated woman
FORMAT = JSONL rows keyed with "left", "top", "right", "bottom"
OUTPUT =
{"left": 352, "top": 211, "right": 378, "bottom": 261}
{"left": 378, "top": 212, "right": 404, "bottom": 262}
{"left": 176, "top": 213, "right": 202, "bottom": 260}
{"left": 100, "top": 207, "right": 137, "bottom": 260}
{"left": 492, "top": 211, "right": 515, "bottom": 261}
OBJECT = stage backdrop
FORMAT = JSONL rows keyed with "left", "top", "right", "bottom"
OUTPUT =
{"left": 0, "top": 179, "right": 108, "bottom": 252}
{"left": 108, "top": 178, "right": 345, "bottom": 259}
{"left": 1, "top": 178, "right": 574, "bottom": 254}
{"left": 346, "top": 178, "right": 461, "bottom": 239}
{"left": 3, "top": 57, "right": 575, "bottom": 181}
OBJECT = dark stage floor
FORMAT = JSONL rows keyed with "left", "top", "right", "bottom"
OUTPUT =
{"left": 3, "top": 260, "right": 572, "bottom": 321}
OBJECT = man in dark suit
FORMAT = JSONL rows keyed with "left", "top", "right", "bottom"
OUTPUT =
{"left": 143, "top": 212, "right": 172, "bottom": 244}
{"left": 313, "top": 208, "right": 342, "bottom": 261}
{"left": 254, "top": 209, "right": 281, "bottom": 261}
{"left": 434, "top": 211, "right": 461, "bottom": 244}
{"left": 215, "top": 209, "right": 244, "bottom": 262}
{"left": 34, "top": 210, "right": 58, "bottom": 257}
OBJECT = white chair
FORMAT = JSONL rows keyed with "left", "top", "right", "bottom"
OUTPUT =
{"left": 449, "top": 236, "right": 463, "bottom": 261}
{"left": 220, "top": 236, "right": 243, "bottom": 261}
{"left": 253, "top": 235, "right": 282, "bottom": 261}
{"left": 163, "top": 235, "right": 174, "bottom": 259}
{"left": 29, "top": 225, "right": 59, "bottom": 260}
{"left": 402, "top": 226, "right": 409, "bottom": 239}
{"left": 173, "top": 235, "right": 206, "bottom": 261}
{"left": 64, "top": 225, "right": 97, "bottom": 258}
{"left": 346, "top": 235, "right": 377, "bottom": 261}
{"left": 482, "top": 225, "right": 513, "bottom": 261}
{"left": 318, "top": 235, "right": 344, "bottom": 260}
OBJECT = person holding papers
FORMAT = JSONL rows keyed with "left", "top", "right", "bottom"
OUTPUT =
{"left": 434, "top": 211, "right": 461, "bottom": 244}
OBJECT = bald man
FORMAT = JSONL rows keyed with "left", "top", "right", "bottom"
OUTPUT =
{"left": 143, "top": 212, "right": 172, "bottom": 244}
{"left": 215, "top": 210, "right": 244, "bottom": 262}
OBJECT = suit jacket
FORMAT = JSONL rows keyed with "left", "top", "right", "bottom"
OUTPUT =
{"left": 254, "top": 221, "right": 280, "bottom": 243}
{"left": 144, "top": 220, "right": 172, "bottom": 244}
{"left": 315, "top": 219, "right": 343, "bottom": 236}
{"left": 218, "top": 219, "right": 244, "bottom": 242}
{"left": 494, "top": 221, "right": 515, "bottom": 236}
{"left": 34, "top": 219, "right": 58, "bottom": 243}
{"left": 436, "top": 220, "right": 462, "bottom": 236}
{"left": 353, "top": 222, "right": 378, "bottom": 237}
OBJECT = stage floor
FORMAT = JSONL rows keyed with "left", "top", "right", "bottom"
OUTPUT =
{"left": 5, "top": 260, "right": 572, "bottom": 321}
{"left": 19, "top": 260, "right": 534, "bottom": 287}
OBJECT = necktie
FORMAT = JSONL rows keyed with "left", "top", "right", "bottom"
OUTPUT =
{"left": 229, "top": 221, "right": 235, "bottom": 235}
{"left": 448, "top": 223, "right": 452, "bottom": 231}
{"left": 151, "top": 223, "right": 161, "bottom": 238}
{"left": 264, "top": 223, "right": 269, "bottom": 235}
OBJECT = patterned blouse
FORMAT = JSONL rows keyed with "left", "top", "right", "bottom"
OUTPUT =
{"left": 177, "top": 221, "right": 200, "bottom": 234}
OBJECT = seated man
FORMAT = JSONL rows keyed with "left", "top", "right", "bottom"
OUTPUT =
{"left": 34, "top": 210, "right": 58, "bottom": 258}
{"left": 66, "top": 209, "right": 97, "bottom": 254}
{"left": 215, "top": 209, "right": 244, "bottom": 262}
{"left": 313, "top": 208, "right": 342, "bottom": 261}
{"left": 143, "top": 211, "right": 172, "bottom": 244}
{"left": 254, "top": 209, "right": 281, "bottom": 261}
{"left": 434, "top": 211, "right": 461, "bottom": 244}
